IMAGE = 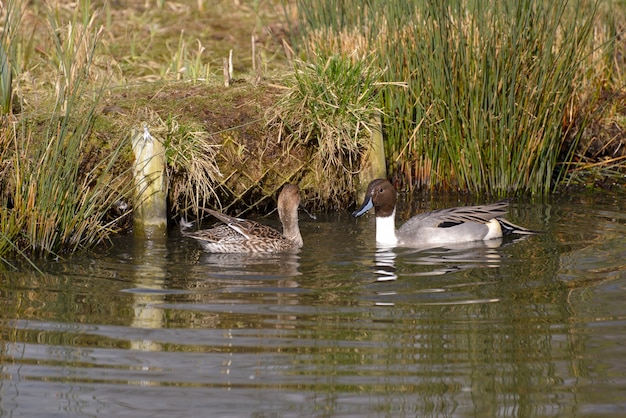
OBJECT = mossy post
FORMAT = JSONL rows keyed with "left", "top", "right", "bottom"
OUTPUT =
{"left": 357, "top": 115, "right": 386, "bottom": 202}
{"left": 132, "top": 125, "right": 167, "bottom": 237}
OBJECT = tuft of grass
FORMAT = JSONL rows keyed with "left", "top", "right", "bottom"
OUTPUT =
{"left": 267, "top": 50, "right": 383, "bottom": 208}
{"left": 144, "top": 111, "right": 223, "bottom": 219}
{"left": 162, "top": 31, "right": 213, "bottom": 82}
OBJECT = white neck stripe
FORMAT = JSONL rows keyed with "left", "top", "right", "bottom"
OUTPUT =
{"left": 375, "top": 209, "right": 398, "bottom": 246}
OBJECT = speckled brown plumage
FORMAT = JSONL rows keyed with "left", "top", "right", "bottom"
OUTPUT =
{"left": 185, "top": 184, "right": 303, "bottom": 253}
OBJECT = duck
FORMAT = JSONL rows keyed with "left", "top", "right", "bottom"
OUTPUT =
{"left": 353, "top": 179, "right": 537, "bottom": 247}
{"left": 185, "top": 184, "right": 303, "bottom": 253}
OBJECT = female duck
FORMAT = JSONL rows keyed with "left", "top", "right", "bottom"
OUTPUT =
{"left": 353, "top": 179, "right": 536, "bottom": 247}
{"left": 186, "top": 184, "right": 303, "bottom": 253}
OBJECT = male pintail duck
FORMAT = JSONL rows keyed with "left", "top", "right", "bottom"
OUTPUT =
{"left": 185, "top": 184, "right": 303, "bottom": 253}
{"left": 353, "top": 179, "right": 537, "bottom": 247}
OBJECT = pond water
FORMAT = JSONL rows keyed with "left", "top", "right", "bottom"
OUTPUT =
{"left": 1, "top": 189, "right": 625, "bottom": 417}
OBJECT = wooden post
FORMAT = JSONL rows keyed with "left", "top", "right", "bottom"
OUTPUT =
{"left": 357, "top": 115, "right": 386, "bottom": 202}
{"left": 132, "top": 124, "right": 167, "bottom": 237}
{"left": 223, "top": 58, "right": 230, "bottom": 87}
{"left": 228, "top": 49, "right": 234, "bottom": 80}
{"left": 251, "top": 35, "right": 256, "bottom": 72}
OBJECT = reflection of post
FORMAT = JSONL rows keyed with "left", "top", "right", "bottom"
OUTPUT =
{"left": 132, "top": 124, "right": 167, "bottom": 239}
{"left": 130, "top": 236, "right": 168, "bottom": 355}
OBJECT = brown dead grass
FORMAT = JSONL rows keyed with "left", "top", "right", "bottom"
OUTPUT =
{"left": 94, "top": 79, "right": 313, "bottom": 218}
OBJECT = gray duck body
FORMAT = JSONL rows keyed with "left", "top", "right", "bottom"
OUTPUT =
{"left": 353, "top": 179, "right": 536, "bottom": 247}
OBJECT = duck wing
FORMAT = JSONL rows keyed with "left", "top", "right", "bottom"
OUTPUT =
{"left": 202, "top": 208, "right": 285, "bottom": 241}
{"left": 400, "top": 200, "right": 511, "bottom": 231}
{"left": 185, "top": 224, "right": 243, "bottom": 244}
{"left": 431, "top": 200, "right": 510, "bottom": 228}
{"left": 424, "top": 201, "right": 537, "bottom": 235}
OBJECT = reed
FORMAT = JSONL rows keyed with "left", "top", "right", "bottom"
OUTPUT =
{"left": 290, "top": 0, "right": 601, "bottom": 194}
{"left": 0, "top": 0, "right": 23, "bottom": 116}
{"left": 0, "top": 2, "right": 134, "bottom": 265}
{"left": 0, "top": 44, "right": 12, "bottom": 115}
{"left": 3, "top": 122, "right": 134, "bottom": 256}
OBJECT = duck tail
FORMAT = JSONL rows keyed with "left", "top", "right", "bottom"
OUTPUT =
{"left": 498, "top": 219, "right": 540, "bottom": 236}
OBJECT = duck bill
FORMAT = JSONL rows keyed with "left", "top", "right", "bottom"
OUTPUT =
{"left": 299, "top": 203, "right": 317, "bottom": 220}
{"left": 352, "top": 197, "right": 374, "bottom": 218}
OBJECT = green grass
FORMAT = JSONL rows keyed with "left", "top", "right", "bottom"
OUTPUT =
{"left": 0, "top": 0, "right": 21, "bottom": 116}
{"left": 0, "top": 44, "right": 12, "bottom": 115}
{"left": 0, "top": 0, "right": 134, "bottom": 266}
{"left": 289, "top": 0, "right": 611, "bottom": 195}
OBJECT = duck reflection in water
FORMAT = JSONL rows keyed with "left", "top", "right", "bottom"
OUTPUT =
{"left": 371, "top": 237, "right": 524, "bottom": 283}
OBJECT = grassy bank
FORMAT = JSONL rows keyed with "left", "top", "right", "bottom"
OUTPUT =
{"left": 1, "top": 0, "right": 625, "bottom": 265}
{"left": 289, "top": 0, "right": 625, "bottom": 194}
{"left": 0, "top": 0, "right": 296, "bottom": 265}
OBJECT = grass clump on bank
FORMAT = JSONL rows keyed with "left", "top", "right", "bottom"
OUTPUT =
{"left": 267, "top": 50, "right": 383, "bottom": 208}
{"left": 289, "top": 0, "right": 619, "bottom": 194}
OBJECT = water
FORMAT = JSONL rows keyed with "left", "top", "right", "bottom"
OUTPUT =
{"left": 1, "top": 190, "right": 625, "bottom": 417}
